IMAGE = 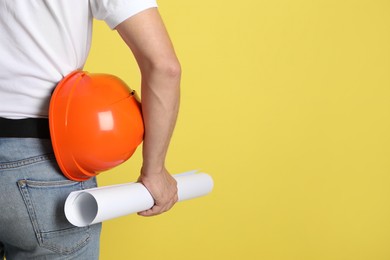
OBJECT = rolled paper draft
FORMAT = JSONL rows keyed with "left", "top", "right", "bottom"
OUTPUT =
{"left": 64, "top": 171, "right": 214, "bottom": 227}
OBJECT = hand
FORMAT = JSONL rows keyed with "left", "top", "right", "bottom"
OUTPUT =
{"left": 137, "top": 167, "right": 178, "bottom": 217}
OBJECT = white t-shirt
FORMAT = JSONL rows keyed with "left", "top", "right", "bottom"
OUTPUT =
{"left": 0, "top": 0, "right": 157, "bottom": 119}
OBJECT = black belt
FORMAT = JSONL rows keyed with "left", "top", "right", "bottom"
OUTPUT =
{"left": 0, "top": 117, "right": 50, "bottom": 139}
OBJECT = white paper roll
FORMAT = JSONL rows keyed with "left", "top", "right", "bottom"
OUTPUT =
{"left": 65, "top": 171, "right": 214, "bottom": 227}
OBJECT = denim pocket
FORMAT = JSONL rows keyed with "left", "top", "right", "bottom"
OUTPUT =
{"left": 17, "top": 178, "right": 93, "bottom": 255}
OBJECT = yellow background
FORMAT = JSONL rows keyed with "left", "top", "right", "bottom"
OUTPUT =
{"left": 85, "top": 0, "right": 390, "bottom": 259}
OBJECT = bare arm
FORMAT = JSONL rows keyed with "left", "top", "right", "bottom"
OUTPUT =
{"left": 116, "top": 8, "right": 180, "bottom": 216}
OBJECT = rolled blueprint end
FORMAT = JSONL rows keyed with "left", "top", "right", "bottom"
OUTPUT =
{"left": 65, "top": 182, "right": 154, "bottom": 227}
{"left": 175, "top": 173, "right": 214, "bottom": 201}
{"left": 65, "top": 192, "right": 98, "bottom": 227}
{"left": 65, "top": 172, "right": 214, "bottom": 227}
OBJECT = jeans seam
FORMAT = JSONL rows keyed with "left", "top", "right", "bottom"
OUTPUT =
{"left": 20, "top": 179, "right": 78, "bottom": 188}
{"left": 17, "top": 181, "right": 44, "bottom": 244}
{"left": 40, "top": 229, "right": 91, "bottom": 255}
{"left": 0, "top": 153, "right": 55, "bottom": 169}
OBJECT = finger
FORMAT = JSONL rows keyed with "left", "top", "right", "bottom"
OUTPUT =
{"left": 138, "top": 200, "right": 175, "bottom": 216}
{"left": 138, "top": 205, "right": 164, "bottom": 217}
{"left": 137, "top": 209, "right": 157, "bottom": 217}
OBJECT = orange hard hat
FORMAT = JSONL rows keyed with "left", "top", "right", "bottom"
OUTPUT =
{"left": 49, "top": 70, "right": 144, "bottom": 181}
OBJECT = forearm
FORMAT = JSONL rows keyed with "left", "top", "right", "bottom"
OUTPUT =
{"left": 140, "top": 62, "right": 181, "bottom": 173}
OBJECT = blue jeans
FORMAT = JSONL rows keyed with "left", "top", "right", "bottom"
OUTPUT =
{"left": 0, "top": 138, "right": 102, "bottom": 259}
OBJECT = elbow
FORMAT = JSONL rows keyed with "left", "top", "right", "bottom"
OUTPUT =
{"left": 155, "top": 59, "right": 181, "bottom": 80}
{"left": 165, "top": 60, "right": 181, "bottom": 79}
{"left": 142, "top": 58, "right": 182, "bottom": 81}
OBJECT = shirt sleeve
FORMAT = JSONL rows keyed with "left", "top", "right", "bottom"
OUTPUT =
{"left": 90, "top": 0, "right": 158, "bottom": 29}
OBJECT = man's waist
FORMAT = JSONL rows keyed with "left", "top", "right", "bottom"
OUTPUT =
{"left": 0, "top": 117, "right": 50, "bottom": 139}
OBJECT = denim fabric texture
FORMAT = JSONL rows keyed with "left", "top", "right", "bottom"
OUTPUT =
{"left": 0, "top": 138, "right": 102, "bottom": 259}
